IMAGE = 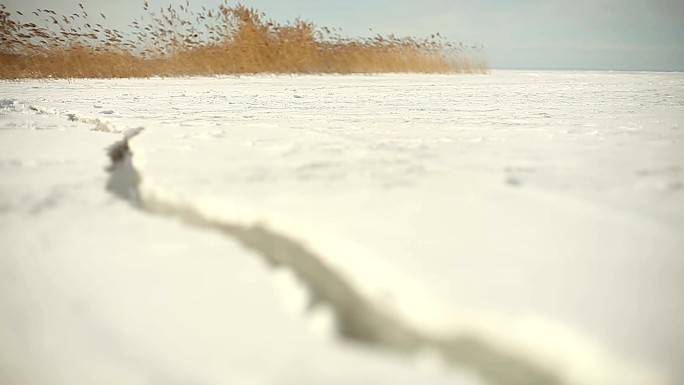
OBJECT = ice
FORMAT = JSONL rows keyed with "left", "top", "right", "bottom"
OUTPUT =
{"left": 1, "top": 71, "right": 683, "bottom": 385}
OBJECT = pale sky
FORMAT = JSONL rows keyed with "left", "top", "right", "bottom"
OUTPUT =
{"left": 8, "top": 0, "right": 684, "bottom": 71}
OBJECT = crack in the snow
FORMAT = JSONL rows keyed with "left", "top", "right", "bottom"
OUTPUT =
{"left": 105, "top": 131, "right": 563, "bottom": 385}
{"left": 106, "top": 127, "right": 144, "bottom": 204}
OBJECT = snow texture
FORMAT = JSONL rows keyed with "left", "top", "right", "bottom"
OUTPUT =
{"left": 1, "top": 71, "right": 683, "bottom": 385}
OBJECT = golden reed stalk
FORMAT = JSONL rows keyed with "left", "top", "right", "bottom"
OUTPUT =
{"left": 0, "top": 1, "right": 487, "bottom": 78}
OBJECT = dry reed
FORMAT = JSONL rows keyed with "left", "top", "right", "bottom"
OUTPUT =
{"left": 0, "top": 1, "right": 487, "bottom": 78}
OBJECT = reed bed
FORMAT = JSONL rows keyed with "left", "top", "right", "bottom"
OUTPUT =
{"left": 0, "top": 1, "right": 487, "bottom": 78}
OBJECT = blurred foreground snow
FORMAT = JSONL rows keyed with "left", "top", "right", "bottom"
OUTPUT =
{"left": 1, "top": 72, "right": 683, "bottom": 385}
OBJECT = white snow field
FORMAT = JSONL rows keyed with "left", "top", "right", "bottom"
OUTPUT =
{"left": 1, "top": 71, "right": 683, "bottom": 385}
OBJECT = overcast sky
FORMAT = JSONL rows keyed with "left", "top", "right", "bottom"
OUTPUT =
{"left": 7, "top": 0, "right": 684, "bottom": 71}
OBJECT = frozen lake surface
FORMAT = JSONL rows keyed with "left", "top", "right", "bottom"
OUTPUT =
{"left": 1, "top": 71, "right": 683, "bottom": 385}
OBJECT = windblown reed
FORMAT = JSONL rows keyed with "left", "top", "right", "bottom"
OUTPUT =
{"left": 0, "top": 1, "right": 487, "bottom": 78}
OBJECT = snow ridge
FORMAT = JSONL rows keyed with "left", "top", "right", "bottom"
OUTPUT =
{"left": 65, "top": 112, "right": 117, "bottom": 133}
{"left": 0, "top": 98, "right": 118, "bottom": 133}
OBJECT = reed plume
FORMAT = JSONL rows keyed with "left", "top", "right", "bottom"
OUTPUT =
{"left": 0, "top": 1, "right": 487, "bottom": 78}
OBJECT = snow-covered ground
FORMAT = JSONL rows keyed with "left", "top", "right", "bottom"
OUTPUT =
{"left": 1, "top": 71, "right": 683, "bottom": 385}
